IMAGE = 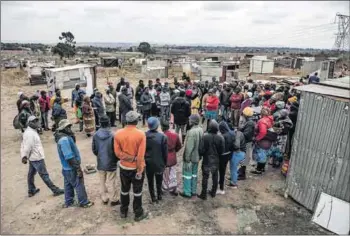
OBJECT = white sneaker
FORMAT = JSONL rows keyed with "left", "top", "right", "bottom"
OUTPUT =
{"left": 216, "top": 190, "right": 225, "bottom": 195}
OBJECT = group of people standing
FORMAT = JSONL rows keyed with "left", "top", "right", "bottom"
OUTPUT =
{"left": 17, "top": 74, "right": 302, "bottom": 223}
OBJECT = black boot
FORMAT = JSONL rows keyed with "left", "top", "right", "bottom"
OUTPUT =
{"left": 197, "top": 192, "right": 207, "bottom": 200}
{"left": 251, "top": 163, "right": 265, "bottom": 174}
{"left": 238, "top": 166, "right": 246, "bottom": 180}
{"left": 261, "top": 162, "right": 266, "bottom": 172}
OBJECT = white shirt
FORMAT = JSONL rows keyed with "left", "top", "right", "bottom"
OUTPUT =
{"left": 149, "top": 89, "right": 157, "bottom": 103}
{"left": 20, "top": 127, "right": 45, "bottom": 161}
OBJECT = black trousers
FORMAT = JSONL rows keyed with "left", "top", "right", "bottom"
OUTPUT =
{"left": 120, "top": 168, "right": 145, "bottom": 217}
{"left": 142, "top": 110, "right": 151, "bottom": 125}
{"left": 201, "top": 165, "right": 219, "bottom": 197}
{"left": 219, "top": 153, "right": 231, "bottom": 190}
{"left": 106, "top": 111, "right": 116, "bottom": 126}
{"left": 146, "top": 167, "right": 163, "bottom": 198}
{"left": 151, "top": 103, "right": 158, "bottom": 117}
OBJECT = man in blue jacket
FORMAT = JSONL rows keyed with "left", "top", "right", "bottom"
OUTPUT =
{"left": 308, "top": 72, "right": 320, "bottom": 84}
{"left": 54, "top": 119, "right": 94, "bottom": 208}
{"left": 92, "top": 115, "right": 120, "bottom": 206}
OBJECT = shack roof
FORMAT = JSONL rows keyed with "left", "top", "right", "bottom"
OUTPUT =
{"left": 101, "top": 57, "right": 117, "bottom": 59}
{"left": 319, "top": 76, "right": 350, "bottom": 90}
{"left": 295, "top": 84, "right": 350, "bottom": 99}
{"left": 46, "top": 64, "right": 93, "bottom": 72}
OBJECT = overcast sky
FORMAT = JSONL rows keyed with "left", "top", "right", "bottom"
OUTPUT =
{"left": 1, "top": 1, "right": 349, "bottom": 49}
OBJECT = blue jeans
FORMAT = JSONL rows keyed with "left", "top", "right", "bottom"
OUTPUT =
{"left": 28, "top": 160, "right": 59, "bottom": 194}
{"left": 62, "top": 170, "right": 89, "bottom": 206}
{"left": 230, "top": 151, "right": 245, "bottom": 185}
{"left": 41, "top": 111, "right": 49, "bottom": 129}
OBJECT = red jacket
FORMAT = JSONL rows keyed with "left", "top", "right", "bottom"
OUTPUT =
{"left": 206, "top": 96, "right": 219, "bottom": 111}
{"left": 164, "top": 130, "right": 182, "bottom": 167}
{"left": 263, "top": 100, "right": 276, "bottom": 113}
{"left": 230, "top": 93, "right": 243, "bottom": 110}
{"left": 256, "top": 115, "right": 274, "bottom": 141}
{"left": 39, "top": 96, "right": 51, "bottom": 112}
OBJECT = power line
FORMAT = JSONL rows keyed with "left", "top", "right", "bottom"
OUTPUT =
{"left": 235, "top": 25, "right": 337, "bottom": 47}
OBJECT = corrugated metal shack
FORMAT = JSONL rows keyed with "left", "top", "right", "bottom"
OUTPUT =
{"left": 286, "top": 79, "right": 350, "bottom": 211}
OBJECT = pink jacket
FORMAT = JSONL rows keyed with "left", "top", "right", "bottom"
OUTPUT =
{"left": 39, "top": 96, "right": 51, "bottom": 112}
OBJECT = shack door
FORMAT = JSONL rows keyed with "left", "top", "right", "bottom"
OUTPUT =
{"left": 221, "top": 66, "right": 227, "bottom": 83}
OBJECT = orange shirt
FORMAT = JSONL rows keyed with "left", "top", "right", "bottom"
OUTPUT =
{"left": 114, "top": 125, "right": 146, "bottom": 174}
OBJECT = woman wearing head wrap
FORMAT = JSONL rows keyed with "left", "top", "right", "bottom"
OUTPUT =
{"left": 263, "top": 94, "right": 277, "bottom": 113}
{"left": 240, "top": 92, "right": 253, "bottom": 115}
{"left": 161, "top": 121, "right": 182, "bottom": 196}
{"left": 273, "top": 101, "right": 286, "bottom": 120}
{"left": 270, "top": 109, "right": 293, "bottom": 167}
{"left": 18, "top": 100, "right": 32, "bottom": 132}
{"left": 251, "top": 107, "right": 275, "bottom": 175}
{"left": 81, "top": 96, "right": 95, "bottom": 137}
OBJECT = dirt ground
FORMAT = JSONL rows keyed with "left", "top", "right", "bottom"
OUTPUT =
{"left": 0, "top": 68, "right": 331, "bottom": 234}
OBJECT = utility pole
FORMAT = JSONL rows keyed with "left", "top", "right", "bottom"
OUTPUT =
{"left": 333, "top": 13, "right": 350, "bottom": 52}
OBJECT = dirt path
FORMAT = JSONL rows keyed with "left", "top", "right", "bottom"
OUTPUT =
{"left": 1, "top": 74, "right": 331, "bottom": 234}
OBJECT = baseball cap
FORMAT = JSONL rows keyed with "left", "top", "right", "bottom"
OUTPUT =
{"left": 57, "top": 119, "right": 72, "bottom": 131}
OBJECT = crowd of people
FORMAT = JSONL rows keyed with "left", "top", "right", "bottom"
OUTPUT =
{"left": 16, "top": 73, "right": 304, "bottom": 222}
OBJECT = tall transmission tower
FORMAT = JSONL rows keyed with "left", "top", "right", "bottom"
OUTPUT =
{"left": 333, "top": 13, "right": 350, "bottom": 51}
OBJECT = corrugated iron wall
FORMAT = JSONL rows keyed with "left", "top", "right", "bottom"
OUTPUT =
{"left": 286, "top": 91, "right": 350, "bottom": 211}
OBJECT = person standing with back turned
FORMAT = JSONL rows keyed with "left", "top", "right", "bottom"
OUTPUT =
{"left": 92, "top": 115, "right": 120, "bottom": 206}
{"left": 180, "top": 114, "right": 203, "bottom": 199}
{"left": 145, "top": 117, "right": 168, "bottom": 203}
{"left": 114, "top": 111, "right": 148, "bottom": 222}
{"left": 198, "top": 120, "right": 225, "bottom": 200}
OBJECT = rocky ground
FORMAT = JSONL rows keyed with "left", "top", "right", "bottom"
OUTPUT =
{"left": 0, "top": 68, "right": 331, "bottom": 234}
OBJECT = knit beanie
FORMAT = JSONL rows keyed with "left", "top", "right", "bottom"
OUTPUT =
{"left": 147, "top": 117, "right": 159, "bottom": 131}
{"left": 276, "top": 101, "right": 285, "bottom": 109}
{"left": 161, "top": 120, "right": 170, "bottom": 131}
{"left": 189, "top": 114, "right": 200, "bottom": 126}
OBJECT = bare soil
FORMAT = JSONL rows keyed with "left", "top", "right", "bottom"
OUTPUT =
{"left": 1, "top": 68, "right": 331, "bottom": 234}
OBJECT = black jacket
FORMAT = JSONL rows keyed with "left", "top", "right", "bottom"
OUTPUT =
{"left": 199, "top": 120, "right": 225, "bottom": 167}
{"left": 219, "top": 90, "right": 232, "bottom": 107}
{"left": 240, "top": 118, "right": 255, "bottom": 143}
{"left": 145, "top": 130, "right": 168, "bottom": 173}
{"left": 135, "top": 85, "right": 144, "bottom": 102}
{"left": 233, "top": 130, "right": 246, "bottom": 152}
{"left": 116, "top": 82, "right": 125, "bottom": 93}
{"left": 219, "top": 121, "right": 235, "bottom": 154}
{"left": 118, "top": 93, "right": 132, "bottom": 114}
{"left": 171, "top": 97, "right": 191, "bottom": 125}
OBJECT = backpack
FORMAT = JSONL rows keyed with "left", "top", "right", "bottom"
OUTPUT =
{"left": 13, "top": 114, "right": 21, "bottom": 129}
